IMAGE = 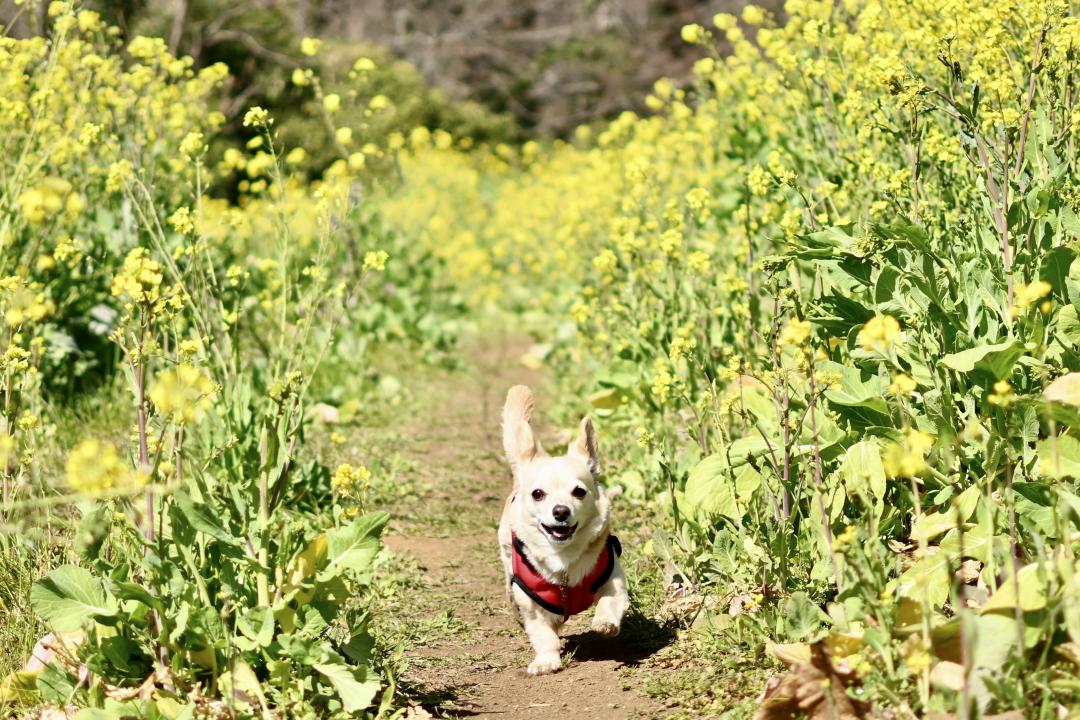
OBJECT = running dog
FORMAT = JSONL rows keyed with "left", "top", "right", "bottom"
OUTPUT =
{"left": 498, "top": 385, "right": 629, "bottom": 675}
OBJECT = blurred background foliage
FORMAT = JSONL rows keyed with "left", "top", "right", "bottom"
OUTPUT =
{"left": 4, "top": 0, "right": 784, "bottom": 158}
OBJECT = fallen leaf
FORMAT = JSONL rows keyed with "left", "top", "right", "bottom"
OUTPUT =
{"left": 24, "top": 631, "right": 85, "bottom": 674}
{"left": 929, "top": 661, "right": 965, "bottom": 692}
{"left": 311, "top": 402, "right": 340, "bottom": 423}
{"left": 956, "top": 559, "right": 982, "bottom": 584}
{"left": 754, "top": 642, "right": 871, "bottom": 720}
{"left": 1045, "top": 373, "right": 1080, "bottom": 406}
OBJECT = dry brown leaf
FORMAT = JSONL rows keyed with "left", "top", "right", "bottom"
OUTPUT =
{"left": 754, "top": 643, "right": 872, "bottom": 720}
{"left": 24, "top": 631, "right": 84, "bottom": 674}
{"left": 103, "top": 672, "right": 159, "bottom": 702}
{"left": 955, "top": 559, "right": 982, "bottom": 584}
{"left": 929, "top": 661, "right": 965, "bottom": 692}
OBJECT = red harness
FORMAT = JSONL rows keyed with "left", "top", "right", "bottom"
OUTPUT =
{"left": 511, "top": 533, "right": 621, "bottom": 618}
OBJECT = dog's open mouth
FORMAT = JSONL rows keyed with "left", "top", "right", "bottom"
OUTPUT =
{"left": 541, "top": 523, "right": 577, "bottom": 542}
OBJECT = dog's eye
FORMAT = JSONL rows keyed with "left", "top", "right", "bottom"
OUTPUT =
{"left": 571, "top": 486, "right": 587, "bottom": 499}
{"left": 531, "top": 488, "right": 546, "bottom": 501}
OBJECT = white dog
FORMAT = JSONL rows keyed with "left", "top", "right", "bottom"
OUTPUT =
{"left": 498, "top": 385, "right": 630, "bottom": 675}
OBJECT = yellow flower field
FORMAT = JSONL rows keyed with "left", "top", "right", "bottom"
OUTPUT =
{"left": 5, "top": 0, "right": 1080, "bottom": 716}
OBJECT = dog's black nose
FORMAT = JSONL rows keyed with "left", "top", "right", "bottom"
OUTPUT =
{"left": 552, "top": 505, "right": 571, "bottom": 522}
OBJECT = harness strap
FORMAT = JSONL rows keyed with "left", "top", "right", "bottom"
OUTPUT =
{"left": 589, "top": 535, "right": 622, "bottom": 592}
{"left": 510, "top": 575, "right": 565, "bottom": 615}
{"left": 510, "top": 534, "right": 622, "bottom": 618}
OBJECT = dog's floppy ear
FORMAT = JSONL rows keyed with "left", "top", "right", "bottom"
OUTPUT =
{"left": 569, "top": 416, "right": 599, "bottom": 477}
{"left": 503, "top": 385, "right": 540, "bottom": 473}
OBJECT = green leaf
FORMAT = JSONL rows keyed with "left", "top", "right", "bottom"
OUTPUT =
{"left": 588, "top": 387, "right": 623, "bottom": 410}
{"left": 172, "top": 491, "right": 239, "bottom": 546}
{"left": 106, "top": 579, "right": 163, "bottom": 613}
{"left": 313, "top": 661, "right": 380, "bottom": 712}
{"left": 318, "top": 512, "right": 389, "bottom": 583}
{"left": 838, "top": 441, "right": 886, "bottom": 500}
{"left": 1032, "top": 433, "right": 1080, "bottom": 479}
{"left": 1040, "top": 246, "right": 1076, "bottom": 296}
{"left": 981, "top": 563, "right": 1049, "bottom": 613}
{"left": 36, "top": 663, "right": 77, "bottom": 704}
{"left": 1056, "top": 305, "right": 1080, "bottom": 346}
{"left": 820, "top": 361, "right": 889, "bottom": 420}
{"left": 910, "top": 485, "right": 981, "bottom": 544}
{"left": 940, "top": 341, "right": 1024, "bottom": 378}
{"left": 872, "top": 222, "right": 932, "bottom": 254}
{"left": 782, "top": 591, "right": 830, "bottom": 642}
{"left": 595, "top": 360, "right": 637, "bottom": 389}
{"left": 31, "top": 565, "right": 116, "bottom": 631}
{"left": 683, "top": 454, "right": 741, "bottom": 521}
{"left": 238, "top": 606, "right": 275, "bottom": 648}
{"left": 898, "top": 527, "right": 992, "bottom": 607}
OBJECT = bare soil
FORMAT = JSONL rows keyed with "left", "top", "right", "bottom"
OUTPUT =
{"left": 381, "top": 331, "right": 671, "bottom": 719}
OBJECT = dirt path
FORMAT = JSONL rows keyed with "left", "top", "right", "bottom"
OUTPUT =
{"left": 381, "top": 331, "right": 668, "bottom": 719}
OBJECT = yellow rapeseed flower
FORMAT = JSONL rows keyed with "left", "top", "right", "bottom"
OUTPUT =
{"left": 1012, "top": 280, "right": 1051, "bottom": 316}
{"left": 779, "top": 318, "right": 812, "bottom": 347}
{"left": 331, "top": 463, "right": 371, "bottom": 494}
{"left": 988, "top": 379, "right": 1014, "bottom": 406}
{"left": 149, "top": 364, "right": 215, "bottom": 424}
{"left": 242, "top": 106, "right": 270, "bottom": 127}
{"left": 167, "top": 207, "right": 195, "bottom": 235}
{"left": 681, "top": 23, "right": 707, "bottom": 45}
{"left": 363, "top": 250, "right": 389, "bottom": 272}
{"left": 66, "top": 439, "right": 143, "bottom": 496}
{"left": 111, "top": 247, "right": 163, "bottom": 303}
{"left": 882, "top": 429, "right": 934, "bottom": 478}
{"left": 889, "top": 373, "right": 917, "bottom": 396}
{"left": 300, "top": 37, "right": 322, "bottom": 57}
{"left": 857, "top": 315, "right": 901, "bottom": 352}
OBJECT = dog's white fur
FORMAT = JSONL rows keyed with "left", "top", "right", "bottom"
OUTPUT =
{"left": 498, "top": 385, "right": 630, "bottom": 675}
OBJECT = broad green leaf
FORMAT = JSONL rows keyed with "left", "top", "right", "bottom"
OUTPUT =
{"left": 898, "top": 527, "right": 991, "bottom": 606}
{"left": 839, "top": 441, "right": 886, "bottom": 500}
{"left": 313, "top": 661, "right": 380, "bottom": 712}
{"left": 595, "top": 360, "right": 637, "bottom": 389}
{"left": 683, "top": 454, "right": 740, "bottom": 521}
{"left": 106, "top": 579, "right": 163, "bottom": 613}
{"left": 940, "top": 341, "right": 1024, "bottom": 378}
{"left": 873, "top": 221, "right": 932, "bottom": 254}
{"left": 1057, "top": 305, "right": 1080, "bottom": 346}
{"left": 31, "top": 565, "right": 116, "bottom": 631}
{"left": 820, "top": 362, "right": 887, "bottom": 410}
{"left": 318, "top": 512, "right": 389, "bottom": 583}
{"left": 980, "top": 563, "right": 1048, "bottom": 613}
{"left": 36, "top": 663, "right": 77, "bottom": 705}
{"left": 613, "top": 470, "right": 646, "bottom": 498}
{"left": 910, "top": 485, "right": 981, "bottom": 544}
{"left": 238, "top": 606, "right": 274, "bottom": 648}
{"left": 221, "top": 658, "right": 267, "bottom": 712}
{"left": 588, "top": 387, "right": 623, "bottom": 409}
{"left": 1037, "top": 434, "right": 1080, "bottom": 479}
{"left": 734, "top": 464, "right": 762, "bottom": 503}
{"left": 1041, "top": 246, "right": 1076, "bottom": 296}
{"left": 172, "top": 491, "right": 239, "bottom": 545}
{"left": 782, "top": 591, "right": 830, "bottom": 642}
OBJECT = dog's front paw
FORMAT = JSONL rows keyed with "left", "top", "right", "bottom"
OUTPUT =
{"left": 591, "top": 619, "right": 620, "bottom": 637}
{"left": 527, "top": 652, "right": 563, "bottom": 676}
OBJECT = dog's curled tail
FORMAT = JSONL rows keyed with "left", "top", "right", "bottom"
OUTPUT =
{"left": 503, "top": 385, "right": 538, "bottom": 474}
